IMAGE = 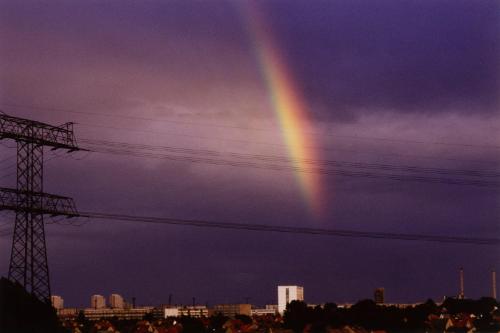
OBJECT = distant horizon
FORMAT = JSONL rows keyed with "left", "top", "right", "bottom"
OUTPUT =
{"left": 48, "top": 285, "right": 497, "bottom": 309}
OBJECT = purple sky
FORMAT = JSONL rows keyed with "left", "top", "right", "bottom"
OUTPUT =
{"left": 0, "top": 0, "right": 499, "bottom": 308}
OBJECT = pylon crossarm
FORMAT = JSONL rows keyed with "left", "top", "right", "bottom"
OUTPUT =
{"left": 0, "top": 114, "right": 78, "bottom": 150}
{"left": 0, "top": 188, "right": 78, "bottom": 217}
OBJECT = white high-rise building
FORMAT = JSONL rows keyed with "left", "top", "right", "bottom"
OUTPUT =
{"left": 278, "top": 285, "right": 304, "bottom": 314}
{"left": 91, "top": 295, "right": 106, "bottom": 309}
{"left": 51, "top": 295, "right": 64, "bottom": 310}
{"left": 109, "top": 294, "right": 124, "bottom": 309}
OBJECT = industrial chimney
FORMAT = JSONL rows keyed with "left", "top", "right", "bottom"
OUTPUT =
{"left": 459, "top": 267, "right": 464, "bottom": 299}
{"left": 492, "top": 270, "right": 497, "bottom": 300}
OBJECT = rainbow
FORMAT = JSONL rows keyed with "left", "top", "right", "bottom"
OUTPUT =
{"left": 242, "top": 3, "right": 324, "bottom": 217}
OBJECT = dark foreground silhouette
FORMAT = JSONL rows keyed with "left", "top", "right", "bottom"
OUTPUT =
{"left": 0, "top": 277, "right": 65, "bottom": 333}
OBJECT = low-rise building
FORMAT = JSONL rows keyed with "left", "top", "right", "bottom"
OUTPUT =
{"left": 164, "top": 306, "right": 209, "bottom": 318}
{"left": 83, "top": 307, "right": 154, "bottom": 321}
{"left": 51, "top": 295, "right": 64, "bottom": 310}
{"left": 251, "top": 307, "right": 278, "bottom": 316}
{"left": 212, "top": 304, "right": 252, "bottom": 317}
{"left": 57, "top": 308, "right": 79, "bottom": 319}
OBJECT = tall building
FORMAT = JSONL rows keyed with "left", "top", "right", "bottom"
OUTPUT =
{"left": 278, "top": 285, "right": 304, "bottom": 314}
{"left": 51, "top": 295, "right": 64, "bottom": 309}
{"left": 374, "top": 288, "right": 385, "bottom": 304}
{"left": 91, "top": 295, "right": 106, "bottom": 309}
{"left": 110, "top": 294, "right": 124, "bottom": 309}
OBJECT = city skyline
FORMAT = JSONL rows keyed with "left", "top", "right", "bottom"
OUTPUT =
{"left": 0, "top": 0, "right": 498, "bottom": 309}
{"left": 49, "top": 270, "right": 499, "bottom": 309}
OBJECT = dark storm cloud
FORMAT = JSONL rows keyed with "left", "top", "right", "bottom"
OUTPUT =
{"left": 0, "top": 0, "right": 264, "bottom": 119}
{"left": 260, "top": 0, "right": 499, "bottom": 120}
{"left": 1, "top": 1, "right": 497, "bottom": 121}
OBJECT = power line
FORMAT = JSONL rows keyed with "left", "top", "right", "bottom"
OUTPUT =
{"left": 80, "top": 138, "right": 500, "bottom": 178}
{"left": 2, "top": 102, "right": 499, "bottom": 150}
{"left": 1, "top": 106, "right": 497, "bottom": 167}
{"left": 1, "top": 128, "right": 498, "bottom": 188}
{"left": 77, "top": 122, "right": 500, "bottom": 151}
{"left": 80, "top": 211, "right": 500, "bottom": 245}
{"left": 77, "top": 122, "right": 498, "bottom": 167}
{"left": 83, "top": 146, "right": 500, "bottom": 188}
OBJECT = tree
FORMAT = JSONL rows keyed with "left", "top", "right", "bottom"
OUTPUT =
{"left": 0, "top": 277, "right": 67, "bottom": 333}
{"left": 283, "top": 300, "right": 313, "bottom": 332}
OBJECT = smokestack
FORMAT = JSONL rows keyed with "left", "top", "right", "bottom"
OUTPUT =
{"left": 459, "top": 267, "right": 464, "bottom": 299}
{"left": 492, "top": 271, "right": 497, "bottom": 300}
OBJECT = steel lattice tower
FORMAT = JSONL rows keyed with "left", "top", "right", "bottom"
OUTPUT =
{"left": 0, "top": 113, "right": 81, "bottom": 303}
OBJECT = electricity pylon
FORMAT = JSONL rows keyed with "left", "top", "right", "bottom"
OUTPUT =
{"left": 0, "top": 113, "right": 81, "bottom": 303}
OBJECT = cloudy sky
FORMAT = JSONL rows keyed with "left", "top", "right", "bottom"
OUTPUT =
{"left": 0, "top": 0, "right": 499, "bottom": 307}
